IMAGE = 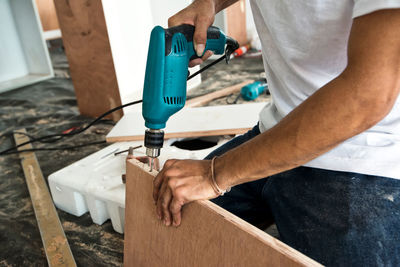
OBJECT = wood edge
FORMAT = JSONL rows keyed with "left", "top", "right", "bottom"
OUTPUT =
{"left": 126, "top": 160, "right": 322, "bottom": 267}
{"left": 106, "top": 128, "right": 250, "bottom": 143}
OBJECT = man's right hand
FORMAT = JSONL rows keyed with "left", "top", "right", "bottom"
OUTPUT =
{"left": 168, "top": 0, "right": 217, "bottom": 67}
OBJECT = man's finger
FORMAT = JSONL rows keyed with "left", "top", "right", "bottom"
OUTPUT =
{"left": 153, "top": 171, "right": 165, "bottom": 202}
{"left": 156, "top": 178, "right": 168, "bottom": 220}
{"left": 158, "top": 186, "right": 173, "bottom": 226}
{"left": 193, "top": 16, "right": 210, "bottom": 56}
{"left": 153, "top": 160, "right": 177, "bottom": 201}
{"left": 170, "top": 197, "right": 184, "bottom": 227}
{"left": 202, "top": 50, "right": 213, "bottom": 61}
{"left": 189, "top": 58, "right": 203, "bottom": 68}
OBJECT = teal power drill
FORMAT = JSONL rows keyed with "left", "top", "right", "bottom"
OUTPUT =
{"left": 241, "top": 79, "right": 268, "bottom": 101}
{"left": 142, "top": 24, "right": 239, "bottom": 169}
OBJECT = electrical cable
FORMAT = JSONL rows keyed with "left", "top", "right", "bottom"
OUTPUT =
{"left": 0, "top": 100, "right": 142, "bottom": 156}
{"left": 0, "top": 53, "right": 228, "bottom": 156}
{"left": 2, "top": 140, "right": 107, "bottom": 155}
{"left": 187, "top": 54, "right": 226, "bottom": 80}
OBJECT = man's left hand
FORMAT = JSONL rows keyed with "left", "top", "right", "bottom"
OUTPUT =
{"left": 153, "top": 159, "right": 219, "bottom": 226}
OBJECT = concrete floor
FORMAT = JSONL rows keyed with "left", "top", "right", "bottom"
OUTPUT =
{"left": 0, "top": 41, "right": 267, "bottom": 265}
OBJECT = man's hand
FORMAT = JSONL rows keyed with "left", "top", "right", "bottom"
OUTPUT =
{"left": 153, "top": 159, "right": 219, "bottom": 226}
{"left": 168, "top": 0, "right": 216, "bottom": 67}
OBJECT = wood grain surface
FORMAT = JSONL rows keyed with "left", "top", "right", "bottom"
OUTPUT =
{"left": 54, "top": 0, "right": 122, "bottom": 121}
{"left": 124, "top": 160, "right": 322, "bottom": 267}
{"left": 14, "top": 129, "right": 76, "bottom": 267}
{"left": 35, "top": 0, "right": 59, "bottom": 31}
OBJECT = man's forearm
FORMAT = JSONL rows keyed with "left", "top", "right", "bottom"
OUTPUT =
{"left": 214, "top": 9, "right": 400, "bottom": 190}
{"left": 215, "top": 72, "right": 391, "bottom": 189}
{"left": 212, "top": 0, "right": 240, "bottom": 13}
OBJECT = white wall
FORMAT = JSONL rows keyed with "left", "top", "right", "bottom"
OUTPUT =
{"left": 101, "top": 0, "right": 201, "bottom": 113}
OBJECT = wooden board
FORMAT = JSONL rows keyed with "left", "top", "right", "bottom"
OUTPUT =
{"left": 226, "top": 0, "right": 247, "bottom": 46}
{"left": 124, "top": 160, "right": 322, "bottom": 267}
{"left": 53, "top": 0, "right": 122, "bottom": 121}
{"left": 35, "top": 0, "right": 59, "bottom": 31}
{"left": 106, "top": 102, "right": 266, "bottom": 142}
{"left": 186, "top": 80, "right": 253, "bottom": 107}
{"left": 14, "top": 129, "right": 76, "bottom": 267}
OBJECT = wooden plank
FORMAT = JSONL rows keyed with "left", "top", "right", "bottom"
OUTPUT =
{"left": 106, "top": 103, "right": 266, "bottom": 142}
{"left": 14, "top": 129, "right": 76, "bottom": 267}
{"left": 186, "top": 80, "right": 253, "bottom": 107}
{"left": 35, "top": 0, "right": 59, "bottom": 31}
{"left": 53, "top": 0, "right": 122, "bottom": 121}
{"left": 124, "top": 160, "right": 322, "bottom": 267}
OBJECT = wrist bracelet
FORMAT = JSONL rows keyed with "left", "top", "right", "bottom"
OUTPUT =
{"left": 210, "top": 156, "right": 231, "bottom": 196}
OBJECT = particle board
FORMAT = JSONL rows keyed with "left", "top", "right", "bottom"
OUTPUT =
{"left": 53, "top": 0, "right": 122, "bottom": 121}
{"left": 124, "top": 160, "right": 322, "bottom": 267}
{"left": 14, "top": 129, "right": 76, "bottom": 267}
{"left": 106, "top": 102, "right": 266, "bottom": 142}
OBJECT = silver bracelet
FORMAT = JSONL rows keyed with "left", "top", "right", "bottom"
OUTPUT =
{"left": 210, "top": 156, "right": 230, "bottom": 196}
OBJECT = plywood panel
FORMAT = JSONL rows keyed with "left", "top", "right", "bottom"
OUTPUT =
{"left": 106, "top": 103, "right": 266, "bottom": 142}
{"left": 35, "top": 0, "right": 59, "bottom": 31}
{"left": 53, "top": 0, "right": 122, "bottom": 121}
{"left": 124, "top": 160, "right": 322, "bottom": 267}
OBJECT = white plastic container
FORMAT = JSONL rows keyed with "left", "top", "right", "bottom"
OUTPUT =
{"left": 49, "top": 138, "right": 227, "bottom": 233}
{"left": 0, "top": 0, "right": 53, "bottom": 93}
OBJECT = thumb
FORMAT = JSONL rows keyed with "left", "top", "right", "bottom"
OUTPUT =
{"left": 193, "top": 17, "right": 210, "bottom": 57}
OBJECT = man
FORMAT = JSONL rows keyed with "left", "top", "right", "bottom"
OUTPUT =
{"left": 153, "top": 0, "right": 400, "bottom": 265}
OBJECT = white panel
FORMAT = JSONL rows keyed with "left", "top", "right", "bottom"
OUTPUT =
{"left": 10, "top": 0, "right": 52, "bottom": 74}
{"left": 0, "top": 0, "right": 53, "bottom": 93}
{"left": 0, "top": 0, "right": 29, "bottom": 82}
{"left": 106, "top": 103, "right": 266, "bottom": 141}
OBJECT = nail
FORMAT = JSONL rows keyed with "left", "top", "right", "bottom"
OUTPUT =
{"left": 196, "top": 44, "right": 205, "bottom": 57}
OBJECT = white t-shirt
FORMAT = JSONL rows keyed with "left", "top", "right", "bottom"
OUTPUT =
{"left": 250, "top": 0, "right": 400, "bottom": 179}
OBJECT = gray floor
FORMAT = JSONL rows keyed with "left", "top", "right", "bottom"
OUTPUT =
{"left": 0, "top": 41, "right": 268, "bottom": 266}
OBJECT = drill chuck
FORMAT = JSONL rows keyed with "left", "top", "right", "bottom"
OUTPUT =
{"left": 144, "top": 129, "right": 164, "bottom": 158}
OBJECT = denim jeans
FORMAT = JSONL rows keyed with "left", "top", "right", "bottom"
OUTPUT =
{"left": 205, "top": 125, "right": 400, "bottom": 266}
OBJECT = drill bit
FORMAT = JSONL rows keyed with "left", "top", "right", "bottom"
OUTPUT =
{"left": 150, "top": 158, "right": 153, "bottom": 172}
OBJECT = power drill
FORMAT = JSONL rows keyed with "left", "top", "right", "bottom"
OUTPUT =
{"left": 241, "top": 79, "right": 268, "bottom": 101}
{"left": 142, "top": 24, "right": 239, "bottom": 170}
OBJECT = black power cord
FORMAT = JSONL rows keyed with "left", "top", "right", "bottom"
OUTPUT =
{"left": 0, "top": 100, "right": 142, "bottom": 156}
{"left": 3, "top": 141, "right": 107, "bottom": 155}
{"left": 0, "top": 53, "right": 230, "bottom": 156}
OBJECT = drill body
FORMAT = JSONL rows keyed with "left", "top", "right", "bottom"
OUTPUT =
{"left": 142, "top": 24, "right": 238, "bottom": 160}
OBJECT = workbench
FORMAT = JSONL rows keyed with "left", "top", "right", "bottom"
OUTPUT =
{"left": 0, "top": 42, "right": 266, "bottom": 266}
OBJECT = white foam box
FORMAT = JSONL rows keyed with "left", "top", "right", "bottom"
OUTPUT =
{"left": 0, "top": 0, "right": 53, "bottom": 93}
{"left": 48, "top": 137, "right": 228, "bottom": 233}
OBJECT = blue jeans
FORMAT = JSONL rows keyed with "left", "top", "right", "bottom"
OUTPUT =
{"left": 206, "top": 125, "right": 400, "bottom": 266}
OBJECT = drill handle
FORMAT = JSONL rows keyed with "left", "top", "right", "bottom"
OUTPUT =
{"left": 165, "top": 24, "right": 239, "bottom": 60}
